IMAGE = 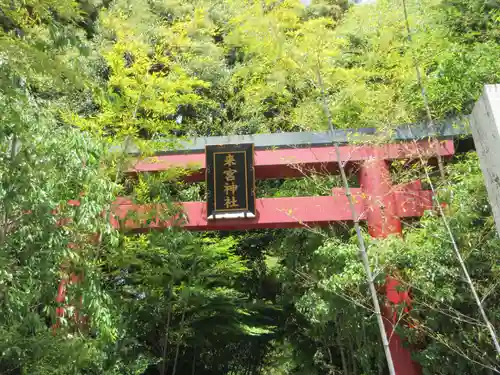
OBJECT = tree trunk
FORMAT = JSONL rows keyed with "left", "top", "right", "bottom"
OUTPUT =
{"left": 349, "top": 335, "right": 357, "bottom": 375}
{"left": 336, "top": 318, "right": 349, "bottom": 375}
{"left": 172, "top": 258, "right": 197, "bottom": 375}
{"left": 160, "top": 284, "right": 173, "bottom": 375}
{"left": 1, "top": 134, "right": 17, "bottom": 244}
{"left": 191, "top": 347, "right": 196, "bottom": 375}
{"left": 171, "top": 307, "right": 186, "bottom": 375}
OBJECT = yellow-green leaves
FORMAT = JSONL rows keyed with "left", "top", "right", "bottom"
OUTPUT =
{"left": 67, "top": 7, "right": 215, "bottom": 151}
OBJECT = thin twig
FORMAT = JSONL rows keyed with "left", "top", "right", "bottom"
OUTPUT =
{"left": 417, "top": 323, "right": 500, "bottom": 373}
{"left": 401, "top": 0, "right": 500, "bottom": 358}
{"left": 401, "top": 0, "right": 445, "bottom": 180}
{"left": 316, "top": 62, "right": 397, "bottom": 375}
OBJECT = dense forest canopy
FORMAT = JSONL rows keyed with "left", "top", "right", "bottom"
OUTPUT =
{"left": 0, "top": 0, "right": 499, "bottom": 374}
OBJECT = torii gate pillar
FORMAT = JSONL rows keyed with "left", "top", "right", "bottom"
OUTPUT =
{"left": 359, "top": 159, "right": 422, "bottom": 375}
{"left": 359, "top": 159, "right": 402, "bottom": 237}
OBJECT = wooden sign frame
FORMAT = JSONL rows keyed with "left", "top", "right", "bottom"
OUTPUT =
{"left": 205, "top": 143, "right": 256, "bottom": 220}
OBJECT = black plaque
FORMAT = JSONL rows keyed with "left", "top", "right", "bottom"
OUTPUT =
{"left": 206, "top": 143, "right": 255, "bottom": 219}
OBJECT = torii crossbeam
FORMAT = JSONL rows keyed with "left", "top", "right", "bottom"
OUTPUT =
{"left": 115, "top": 139, "right": 454, "bottom": 233}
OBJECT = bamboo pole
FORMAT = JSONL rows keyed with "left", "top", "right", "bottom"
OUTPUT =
{"left": 316, "top": 64, "right": 397, "bottom": 375}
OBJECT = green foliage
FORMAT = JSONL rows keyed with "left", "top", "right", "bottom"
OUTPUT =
{"left": 0, "top": 98, "right": 120, "bottom": 373}
{"left": 377, "top": 153, "right": 500, "bottom": 374}
{"left": 104, "top": 230, "right": 276, "bottom": 374}
{"left": 67, "top": 0, "right": 500, "bottom": 142}
{"left": 0, "top": 1, "right": 123, "bottom": 372}
{"left": 2, "top": 0, "right": 500, "bottom": 374}
{"left": 440, "top": 0, "right": 500, "bottom": 43}
{"left": 261, "top": 154, "right": 500, "bottom": 375}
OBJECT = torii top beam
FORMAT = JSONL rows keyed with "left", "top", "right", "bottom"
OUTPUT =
{"left": 124, "top": 117, "right": 465, "bottom": 180}
{"left": 123, "top": 116, "right": 469, "bottom": 156}
{"left": 130, "top": 140, "right": 456, "bottom": 181}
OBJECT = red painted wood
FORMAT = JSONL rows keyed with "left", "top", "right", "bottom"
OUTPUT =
{"left": 53, "top": 272, "right": 83, "bottom": 334}
{"left": 357, "top": 159, "right": 422, "bottom": 375}
{"left": 110, "top": 182, "right": 432, "bottom": 232}
{"left": 129, "top": 140, "right": 455, "bottom": 181}
{"left": 111, "top": 196, "right": 363, "bottom": 231}
{"left": 359, "top": 159, "right": 402, "bottom": 237}
{"left": 331, "top": 181, "right": 432, "bottom": 220}
{"left": 383, "top": 287, "right": 422, "bottom": 375}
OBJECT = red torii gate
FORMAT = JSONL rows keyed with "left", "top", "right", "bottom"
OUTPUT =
{"left": 57, "top": 129, "right": 456, "bottom": 375}
{"left": 113, "top": 139, "right": 453, "bottom": 233}
{"left": 115, "top": 137, "right": 453, "bottom": 375}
